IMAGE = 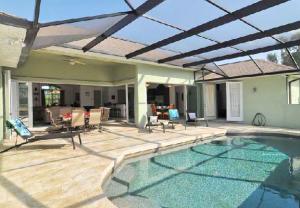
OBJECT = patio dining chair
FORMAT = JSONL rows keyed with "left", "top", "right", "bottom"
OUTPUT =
{"left": 168, "top": 109, "right": 180, "bottom": 129}
{"left": 2, "top": 118, "right": 81, "bottom": 152}
{"left": 88, "top": 109, "right": 102, "bottom": 131}
{"left": 45, "top": 108, "right": 64, "bottom": 131}
{"left": 145, "top": 116, "right": 165, "bottom": 133}
{"left": 185, "top": 112, "right": 208, "bottom": 130}
{"left": 99, "top": 107, "right": 110, "bottom": 131}
{"left": 67, "top": 109, "right": 86, "bottom": 132}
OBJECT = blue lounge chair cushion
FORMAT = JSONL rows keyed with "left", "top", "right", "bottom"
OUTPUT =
{"left": 6, "top": 118, "right": 32, "bottom": 139}
{"left": 169, "top": 109, "right": 179, "bottom": 121}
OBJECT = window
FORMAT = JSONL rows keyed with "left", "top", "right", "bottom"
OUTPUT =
{"left": 289, "top": 78, "right": 300, "bottom": 104}
{"left": 42, "top": 85, "right": 62, "bottom": 107}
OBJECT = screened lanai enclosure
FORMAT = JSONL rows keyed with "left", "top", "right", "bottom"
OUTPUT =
{"left": 1, "top": 0, "right": 300, "bottom": 79}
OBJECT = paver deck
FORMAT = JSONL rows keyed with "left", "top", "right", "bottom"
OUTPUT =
{"left": 0, "top": 121, "right": 299, "bottom": 207}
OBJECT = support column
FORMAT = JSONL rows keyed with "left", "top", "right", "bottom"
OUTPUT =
{"left": 134, "top": 74, "right": 147, "bottom": 128}
{"left": 3, "top": 70, "right": 11, "bottom": 139}
{"left": 28, "top": 82, "right": 33, "bottom": 128}
{"left": 125, "top": 84, "right": 129, "bottom": 123}
{"left": 183, "top": 85, "right": 188, "bottom": 120}
{"left": 0, "top": 68, "right": 4, "bottom": 142}
{"left": 169, "top": 86, "right": 176, "bottom": 105}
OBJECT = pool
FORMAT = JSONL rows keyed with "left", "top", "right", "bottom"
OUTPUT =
{"left": 105, "top": 136, "right": 300, "bottom": 208}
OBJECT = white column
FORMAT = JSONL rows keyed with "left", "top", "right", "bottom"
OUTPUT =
{"left": 183, "top": 85, "right": 188, "bottom": 120}
{"left": 134, "top": 74, "right": 147, "bottom": 128}
{"left": 10, "top": 80, "right": 18, "bottom": 119}
{"left": 27, "top": 82, "right": 33, "bottom": 128}
{"left": 169, "top": 86, "right": 176, "bottom": 105}
{"left": 4, "top": 70, "right": 11, "bottom": 139}
{"left": 0, "top": 68, "right": 3, "bottom": 141}
{"left": 125, "top": 84, "right": 129, "bottom": 123}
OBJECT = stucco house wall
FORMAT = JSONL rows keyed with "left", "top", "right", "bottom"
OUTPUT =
{"left": 243, "top": 75, "right": 300, "bottom": 129}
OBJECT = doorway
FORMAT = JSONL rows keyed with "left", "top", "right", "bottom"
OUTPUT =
{"left": 216, "top": 83, "right": 227, "bottom": 119}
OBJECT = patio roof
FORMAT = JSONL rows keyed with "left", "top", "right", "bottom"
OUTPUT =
{"left": 1, "top": 0, "right": 300, "bottom": 79}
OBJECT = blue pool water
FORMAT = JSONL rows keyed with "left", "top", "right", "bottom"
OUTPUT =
{"left": 105, "top": 136, "right": 300, "bottom": 208}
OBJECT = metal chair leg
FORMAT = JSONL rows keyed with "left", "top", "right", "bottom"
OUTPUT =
{"left": 78, "top": 133, "right": 82, "bottom": 145}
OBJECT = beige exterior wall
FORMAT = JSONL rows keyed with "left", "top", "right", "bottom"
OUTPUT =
{"left": 10, "top": 51, "right": 136, "bottom": 86}
{"left": 243, "top": 75, "right": 300, "bottom": 129}
{"left": 134, "top": 64, "right": 194, "bottom": 127}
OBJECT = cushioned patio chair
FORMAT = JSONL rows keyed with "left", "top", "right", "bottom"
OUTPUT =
{"left": 67, "top": 109, "right": 86, "bottom": 133}
{"left": 185, "top": 112, "right": 208, "bottom": 130}
{"left": 101, "top": 107, "right": 110, "bottom": 122}
{"left": 168, "top": 109, "right": 180, "bottom": 129}
{"left": 88, "top": 109, "right": 102, "bottom": 131}
{"left": 3, "top": 118, "right": 81, "bottom": 152}
{"left": 145, "top": 116, "right": 165, "bottom": 133}
{"left": 46, "top": 108, "right": 64, "bottom": 131}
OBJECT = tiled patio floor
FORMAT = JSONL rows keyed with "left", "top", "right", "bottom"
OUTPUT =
{"left": 0, "top": 121, "right": 299, "bottom": 208}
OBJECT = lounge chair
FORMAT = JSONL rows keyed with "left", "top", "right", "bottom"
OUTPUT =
{"left": 168, "top": 109, "right": 180, "bottom": 129}
{"left": 3, "top": 118, "right": 81, "bottom": 152}
{"left": 185, "top": 112, "right": 208, "bottom": 130}
{"left": 88, "top": 109, "right": 102, "bottom": 131}
{"left": 145, "top": 116, "right": 165, "bottom": 133}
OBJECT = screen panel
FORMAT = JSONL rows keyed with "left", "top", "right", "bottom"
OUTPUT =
{"left": 200, "top": 20, "right": 257, "bottom": 42}
{"left": 218, "top": 58, "right": 262, "bottom": 77}
{"left": 274, "top": 29, "right": 300, "bottom": 43}
{"left": 209, "top": 0, "right": 259, "bottom": 12}
{"left": 33, "top": 15, "right": 125, "bottom": 49}
{"left": 251, "top": 49, "right": 296, "bottom": 73}
{"left": 143, "top": 0, "right": 226, "bottom": 30}
{"left": 64, "top": 37, "right": 145, "bottom": 57}
{"left": 215, "top": 56, "right": 252, "bottom": 66}
{"left": 114, "top": 16, "right": 179, "bottom": 45}
{"left": 200, "top": 47, "right": 240, "bottom": 59}
{"left": 243, "top": 0, "right": 300, "bottom": 30}
{"left": 163, "top": 35, "right": 216, "bottom": 53}
{"left": 39, "top": 0, "right": 129, "bottom": 23}
{"left": 0, "top": 0, "right": 35, "bottom": 20}
{"left": 233, "top": 37, "right": 278, "bottom": 51}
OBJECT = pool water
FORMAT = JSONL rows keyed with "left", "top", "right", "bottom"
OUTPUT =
{"left": 105, "top": 136, "right": 300, "bottom": 208}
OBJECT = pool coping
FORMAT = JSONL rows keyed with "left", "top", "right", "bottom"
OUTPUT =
{"left": 100, "top": 129, "right": 300, "bottom": 207}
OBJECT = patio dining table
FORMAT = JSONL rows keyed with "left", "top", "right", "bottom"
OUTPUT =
{"left": 156, "top": 106, "right": 169, "bottom": 113}
{"left": 61, "top": 112, "right": 90, "bottom": 126}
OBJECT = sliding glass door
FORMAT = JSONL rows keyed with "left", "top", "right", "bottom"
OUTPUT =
{"left": 11, "top": 80, "right": 33, "bottom": 127}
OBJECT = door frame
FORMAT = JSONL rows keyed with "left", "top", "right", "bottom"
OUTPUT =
{"left": 11, "top": 80, "right": 33, "bottom": 128}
